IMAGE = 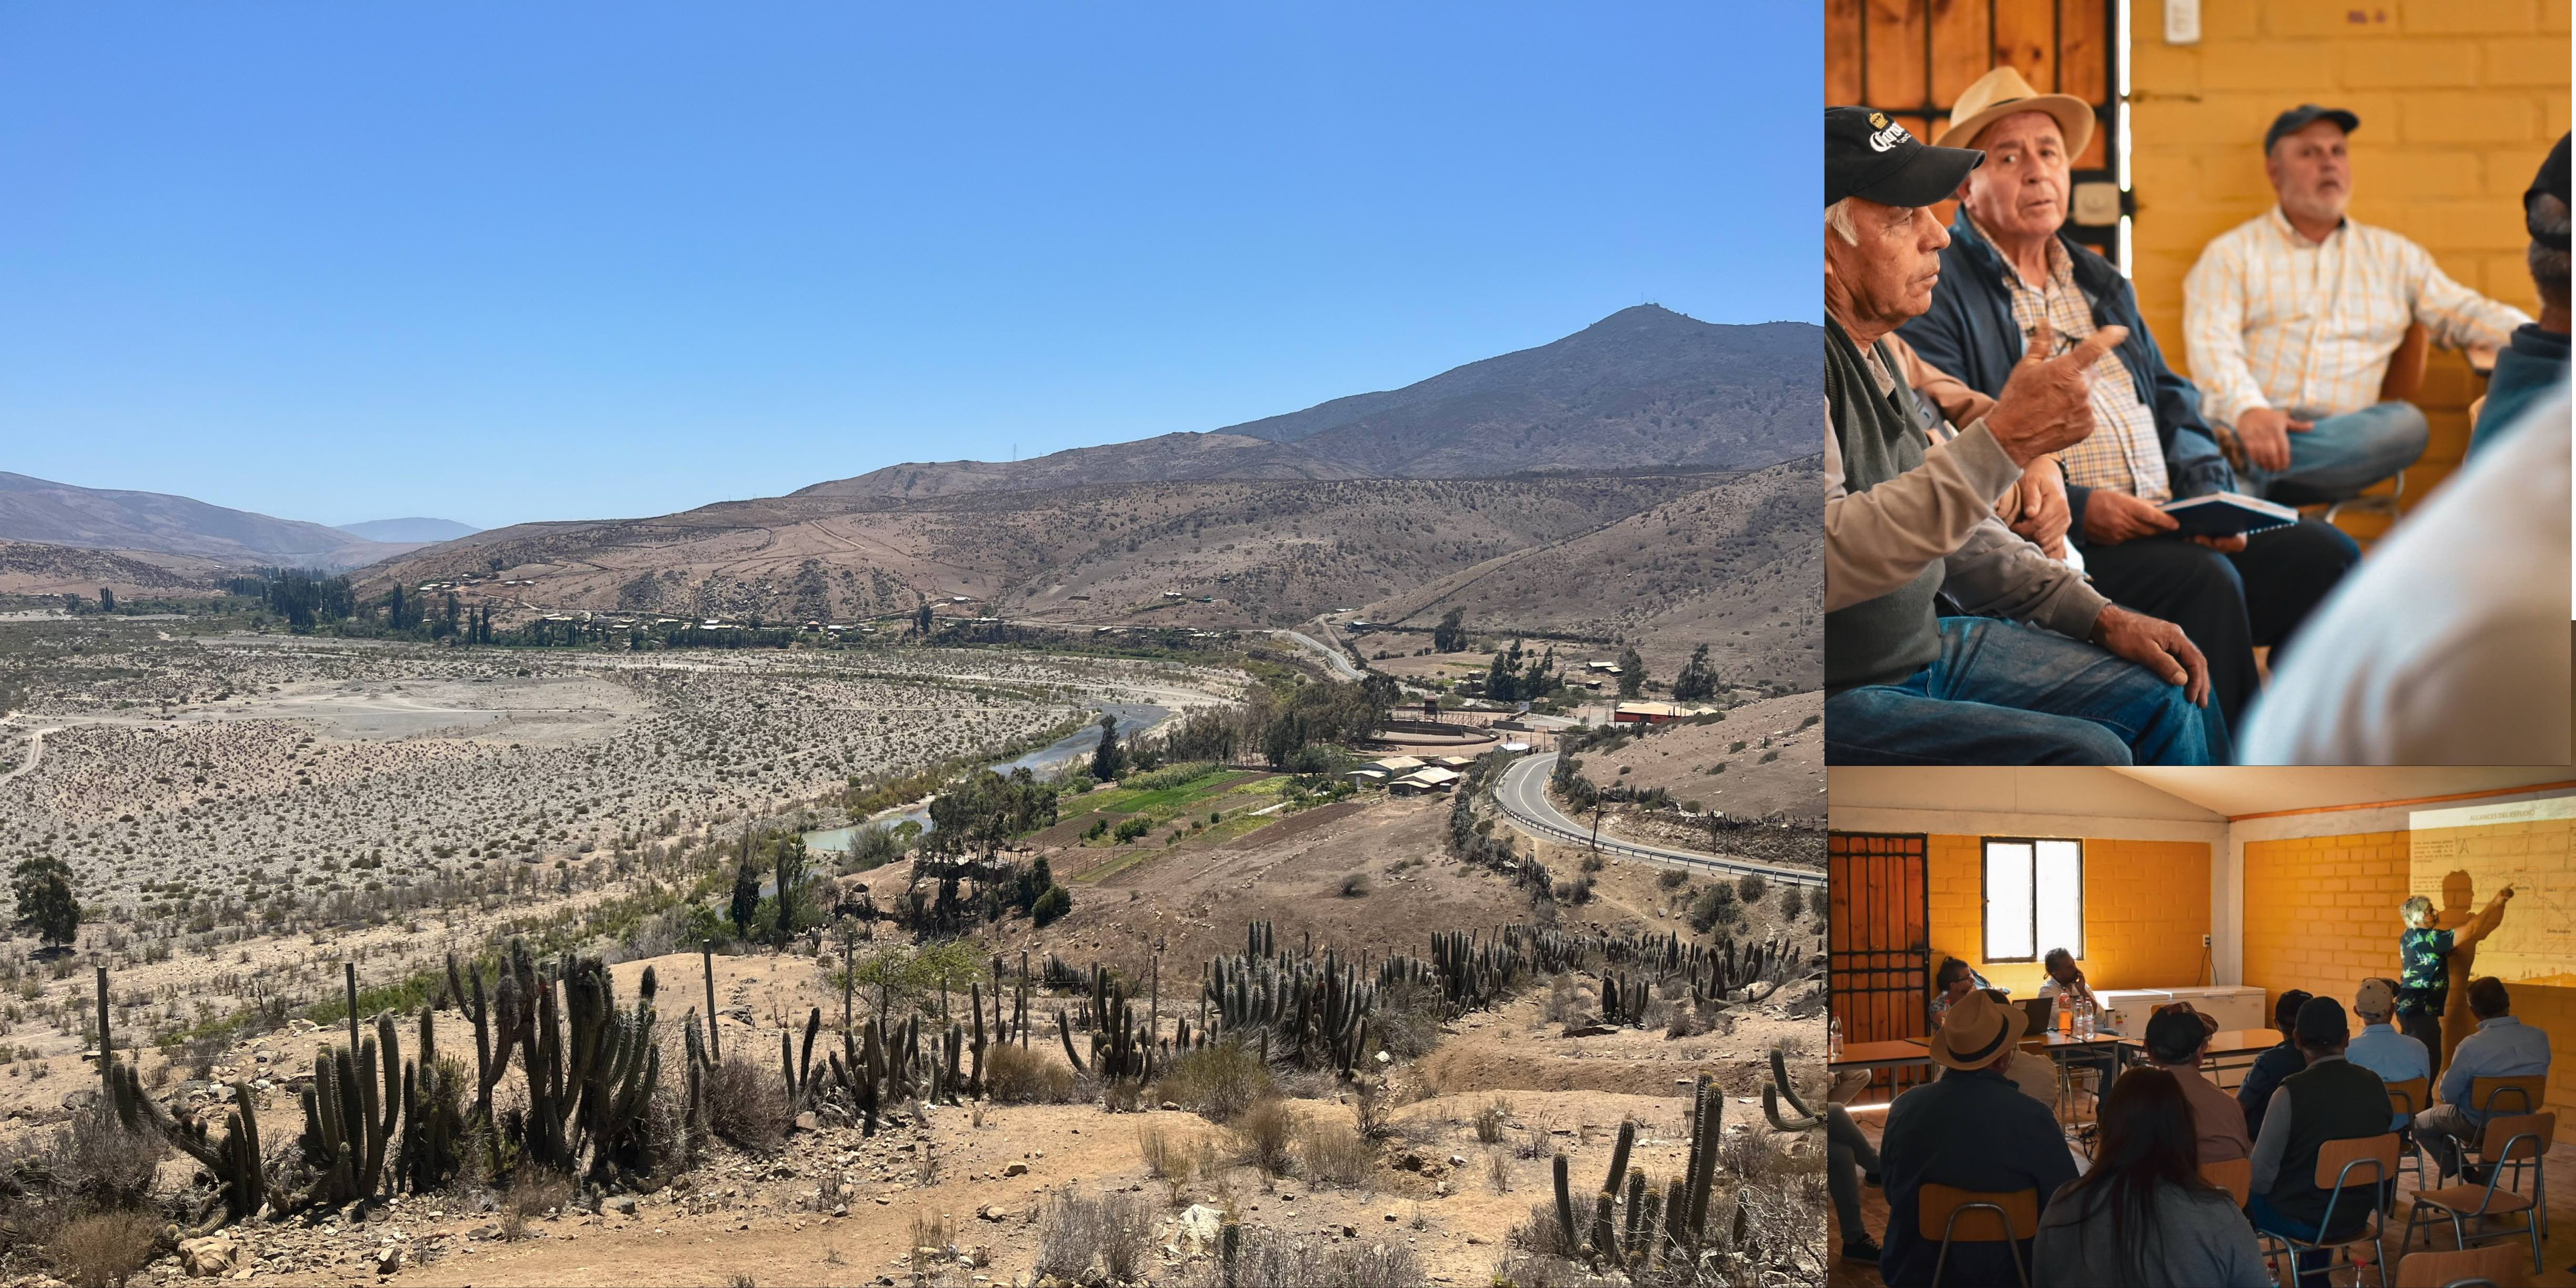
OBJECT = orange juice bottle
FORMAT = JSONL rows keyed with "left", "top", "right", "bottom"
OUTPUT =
{"left": 2057, "top": 995, "right": 2072, "bottom": 1037}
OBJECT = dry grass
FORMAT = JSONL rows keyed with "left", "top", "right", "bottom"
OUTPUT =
{"left": 1154, "top": 1040, "right": 1274, "bottom": 1123}
{"left": 1233, "top": 1096, "right": 1296, "bottom": 1177}
{"left": 983, "top": 1042, "right": 1075, "bottom": 1104}
{"left": 705, "top": 1055, "right": 791, "bottom": 1153}
{"left": 50, "top": 1208, "right": 162, "bottom": 1288}
{"left": 46, "top": 1114, "right": 164, "bottom": 1210}
{"left": 1473, "top": 1095, "right": 1513, "bottom": 1144}
{"left": 1293, "top": 1113, "right": 1375, "bottom": 1190}
{"left": 1035, "top": 1187, "right": 1153, "bottom": 1283}
{"left": 909, "top": 1211, "right": 954, "bottom": 1270}
{"left": 1179, "top": 1226, "right": 1424, "bottom": 1288}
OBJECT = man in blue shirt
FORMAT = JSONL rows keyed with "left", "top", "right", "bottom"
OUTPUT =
{"left": 1879, "top": 989, "right": 2078, "bottom": 1287}
{"left": 2344, "top": 977, "right": 2430, "bottom": 1131}
{"left": 2238, "top": 989, "right": 2313, "bottom": 1141}
{"left": 2416, "top": 977, "right": 2554, "bottom": 1181}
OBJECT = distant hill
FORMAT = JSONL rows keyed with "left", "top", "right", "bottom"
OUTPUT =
{"left": 0, "top": 542, "right": 229, "bottom": 598}
{"left": 0, "top": 474, "right": 423, "bottom": 569}
{"left": 795, "top": 306, "right": 1821, "bottom": 500}
{"left": 334, "top": 517, "right": 480, "bottom": 543}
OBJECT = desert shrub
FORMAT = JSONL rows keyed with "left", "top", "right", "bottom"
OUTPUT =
{"left": 1781, "top": 885, "right": 1805, "bottom": 921}
{"left": 704, "top": 1055, "right": 791, "bottom": 1152}
{"left": 1338, "top": 873, "right": 1371, "bottom": 898}
{"left": 1154, "top": 1040, "right": 1272, "bottom": 1122}
{"left": 1561, "top": 874, "right": 1595, "bottom": 905}
{"left": 1491, "top": 1252, "right": 1586, "bottom": 1288}
{"left": 1472, "top": 1096, "right": 1513, "bottom": 1144}
{"left": 1368, "top": 982, "right": 1445, "bottom": 1060}
{"left": 1579, "top": 853, "right": 1604, "bottom": 873}
{"left": 1112, "top": 817, "right": 1153, "bottom": 844}
{"left": 1737, "top": 872, "right": 1769, "bottom": 904}
{"left": 1135, "top": 1122, "right": 1194, "bottom": 1181}
{"left": 1180, "top": 1227, "right": 1423, "bottom": 1288}
{"left": 1294, "top": 1114, "right": 1374, "bottom": 1189}
{"left": 47, "top": 1113, "right": 163, "bottom": 1210}
{"left": 1688, "top": 884, "right": 1741, "bottom": 934}
{"left": 910, "top": 1211, "right": 954, "bottom": 1268}
{"left": 1030, "top": 885, "right": 1072, "bottom": 927}
{"left": 1036, "top": 1188, "right": 1153, "bottom": 1282}
{"left": 1233, "top": 1096, "right": 1296, "bottom": 1177}
{"left": 1511, "top": 1195, "right": 1583, "bottom": 1257}
{"left": 1122, "top": 762, "right": 1219, "bottom": 792}
{"left": 1351, "top": 1078, "right": 1391, "bottom": 1141}
{"left": 984, "top": 1042, "right": 1075, "bottom": 1104}
{"left": 1657, "top": 868, "right": 1689, "bottom": 890}
{"left": 49, "top": 1208, "right": 160, "bottom": 1288}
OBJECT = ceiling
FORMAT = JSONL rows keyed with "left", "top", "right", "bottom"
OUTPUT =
{"left": 2108, "top": 768, "right": 2576, "bottom": 819}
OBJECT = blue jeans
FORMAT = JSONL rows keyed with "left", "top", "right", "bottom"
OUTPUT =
{"left": 2238, "top": 400, "right": 2430, "bottom": 504}
{"left": 1825, "top": 618, "right": 2224, "bottom": 765}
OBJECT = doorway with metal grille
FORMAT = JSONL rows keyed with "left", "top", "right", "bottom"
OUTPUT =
{"left": 1828, "top": 831, "right": 1932, "bottom": 1101}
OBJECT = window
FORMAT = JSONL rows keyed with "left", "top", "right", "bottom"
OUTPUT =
{"left": 1982, "top": 837, "right": 2083, "bottom": 964}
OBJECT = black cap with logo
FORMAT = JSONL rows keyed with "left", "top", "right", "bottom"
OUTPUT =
{"left": 2264, "top": 104, "right": 2360, "bottom": 153}
{"left": 1827, "top": 106, "right": 1982, "bottom": 209}
{"left": 2528, "top": 132, "right": 2570, "bottom": 250}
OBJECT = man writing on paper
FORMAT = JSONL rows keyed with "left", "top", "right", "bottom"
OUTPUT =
{"left": 1822, "top": 105, "right": 2216, "bottom": 765}
{"left": 1898, "top": 68, "right": 2359, "bottom": 739}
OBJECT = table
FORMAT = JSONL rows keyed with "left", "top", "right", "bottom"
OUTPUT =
{"left": 2114, "top": 1027, "right": 2281, "bottom": 1090}
{"left": 2024, "top": 1032, "right": 2126, "bottom": 1132}
{"left": 1829, "top": 1039, "right": 1933, "bottom": 1073}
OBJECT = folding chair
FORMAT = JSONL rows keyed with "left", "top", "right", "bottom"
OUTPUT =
{"left": 2391, "top": 1241, "right": 2524, "bottom": 1288}
{"left": 2202, "top": 1154, "right": 2252, "bottom": 1208}
{"left": 2387, "top": 1077, "right": 2430, "bottom": 1199}
{"left": 1918, "top": 1182, "right": 2039, "bottom": 1288}
{"left": 2257, "top": 1133, "right": 2398, "bottom": 1288}
{"left": 2401, "top": 1112, "right": 2553, "bottom": 1277}
{"left": 2468, "top": 1077, "right": 2547, "bottom": 1222}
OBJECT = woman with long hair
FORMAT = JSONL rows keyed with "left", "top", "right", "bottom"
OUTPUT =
{"left": 2033, "top": 1067, "right": 2270, "bottom": 1287}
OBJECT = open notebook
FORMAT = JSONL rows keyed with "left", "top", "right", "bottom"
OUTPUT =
{"left": 2158, "top": 492, "right": 2299, "bottom": 538}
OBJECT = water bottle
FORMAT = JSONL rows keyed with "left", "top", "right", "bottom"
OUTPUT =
{"left": 1827, "top": 1014, "right": 1843, "bottom": 1060}
{"left": 2076, "top": 1000, "right": 2093, "bottom": 1040}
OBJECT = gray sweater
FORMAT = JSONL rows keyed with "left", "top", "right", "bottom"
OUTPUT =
{"left": 2032, "top": 1181, "right": 2272, "bottom": 1288}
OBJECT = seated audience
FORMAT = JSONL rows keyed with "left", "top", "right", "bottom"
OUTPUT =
{"left": 2183, "top": 105, "right": 2526, "bottom": 503}
{"left": 2143, "top": 1004, "right": 2251, "bottom": 1164}
{"left": 2472, "top": 132, "right": 2571, "bottom": 455}
{"left": 1879, "top": 990, "right": 2080, "bottom": 1288}
{"left": 1903, "top": 69, "right": 2359, "bottom": 736}
{"left": 2416, "top": 976, "right": 2554, "bottom": 1182}
{"left": 2033, "top": 1068, "right": 2272, "bottom": 1287}
{"left": 2248, "top": 997, "right": 2391, "bottom": 1288}
{"left": 2236, "top": 390, "right": 2571, "bottom": 764}
{"left": 2236, "top": 989, "right": 2313, "bottom": 1141}
{"left": 1822, "top": 105, "right": 2217, "bottom": 766}
{"left": 2344, "top": 977, "right": 2430, "bottom": 1130}
{"left": 1827, "top": 1100, "right": 1883, "bottom": 1264}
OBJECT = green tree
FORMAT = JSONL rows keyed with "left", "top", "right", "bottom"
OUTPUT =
{"left": 1616, "top": 647, "right": 1645, "bottom": 698}
{"left": 1432, "top": 608, "right": 1467, "bottom": 653}
{"left": 914, "top": 599, "right": 935, "bottom": 639}
{"left": 1031, "top": 885, "right": 1072, "bottom": 927}
{"left": 1671, "top": 644, "right": 1720, "bottom": 702}
{"left": 729, "top": 852, "right": 762, "bottom": 937}
{"left": 97, "top": 587, "right": 115, "bottom": 614}
{"left": 771, "top": 837, "right": 812, "bottom": 939}
{"left": 12, "top": 856, "right": 79, "bottom": 947}
{"left": 1090, "top": 713, "right": 1125, "bottom": 782}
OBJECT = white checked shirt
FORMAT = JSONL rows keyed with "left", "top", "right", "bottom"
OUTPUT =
{"left": 1970, "top": 216, "right": 2172, "bottom": 503}
{"left": 2182, "top": 207, "right": 2529, "bottom": 427}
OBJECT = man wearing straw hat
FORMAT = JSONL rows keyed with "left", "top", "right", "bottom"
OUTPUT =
{"left": 1898, "top": 65, "right": 2360, "bottom": 742}
{"left": 1877, "top": 989, "right": 2078, "bottom": 1287}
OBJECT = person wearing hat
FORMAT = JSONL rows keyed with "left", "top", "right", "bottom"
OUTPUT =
{"left": 1876, "top": 989, "right": 2078, "bottom": 1287}
{"left": 2470, "top": 131, "right": 2571, "bottom": 455}
{"left": 1896, "top": 66, "right": 2361, "bottom": 741}
{"left": 2247, "top": 996, "right": 2393, "bottom": 1286}
{"left": 2143, "top": 1002, "right": 2252, "bottom": 1165}
{"left": 2346, "top": 977, "right": 2431, "bottom": 1131}
{"left": 2184, "top": 104, "right": 2527, "bottom": 503}
{"left": 1822, "top": 104, "right": 2219, "bottom": 765}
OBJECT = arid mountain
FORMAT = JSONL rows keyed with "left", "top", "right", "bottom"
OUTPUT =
{"left": 0, "top": 542, "right": 228, "bottom": 598}
{"left": 792, "top": 306, "right": 1821, "bottom": 501}
{"left": 0, "top": 473, "right": 422, "bottom": 569}
{"left": 374, "top": 475, "right": 1717, "bottom": 628}
{"left": 333, "top": 517, "right": 480, "bottom": 543}
{"left": 1353, "top": 458, "right": 1821, "bottom": 689}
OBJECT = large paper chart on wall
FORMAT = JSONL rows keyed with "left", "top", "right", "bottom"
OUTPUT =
{"left": 2409, "top": 795, "right": 2576, "bottom": 988}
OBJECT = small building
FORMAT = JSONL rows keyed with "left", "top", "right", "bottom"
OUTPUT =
{"left": 1389, "top": 766, "right": 1463, "bottom": 796}
{"left": 1614, "top": 701, "right": 1687, "bottom": 724}
{"left": 1586, "top": 660, "right": 1623, "bottom": 674}
{"left": 1370, "top": 755, "right": 1426, "bottom": 773}
{"left": 1345, "top": 768, "right": 1390, "bottom": 785}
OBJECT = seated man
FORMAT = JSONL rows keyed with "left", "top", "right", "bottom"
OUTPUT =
{"left": 2248, "top": 998, "right": 2396, "bottom": 1288}
{"left": 1878, "top": 991, "right": 2078, "bottom": 1287}
{"left": 1821, "top": 105, "right": 2218, "bottom": 765}
{"left": 1929, "top": 955, "right": 1995, "bottom": 1029}
{"left": 2144, "top": 1005, "right": 2252, "bottom": 1164}
{"left": 2033, "top": 946, "right": 2114, "bottom": 1093}
{"left": 2344, "top": 977, "right": 2430, "bottom": 1131}
{"left": 2236, "top": 989, "right": 2313, "bottom": 1142}
{"left": 1901, "top": 68, "right": 2359, "bottom": 735}
{"left": 2471, "top": 132, "right": 2571, "bottom": 455}
{"left": 2416, "top": 976, "right": 2554, "bottom": 1182}
{"left": 2184, "top": 104, "right": 2527, "bottom": 502}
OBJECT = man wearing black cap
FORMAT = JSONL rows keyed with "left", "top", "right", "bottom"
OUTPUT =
{"left": 1824, "top": 106, "right": 2218, "bottom": 765}
{"left": 2247, "top": 996, "right": 2391, "bottom": 1287}
{"left": 2184, "top": 105, "right": 2527, "bottom": 503}
{"left": 2144, "top": 1004, "right": 2251, "bottom": 1165}
{"left": 2471, "top": 131, "right": 2571, "bottom": 456}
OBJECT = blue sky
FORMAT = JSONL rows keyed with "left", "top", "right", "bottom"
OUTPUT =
{"left": 1, "top": 4, "right": 1818, "bottom": 531}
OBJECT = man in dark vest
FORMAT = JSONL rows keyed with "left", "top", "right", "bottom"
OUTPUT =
{"left": 2248, "top": 996, "right": 2392, "bottom": 1287}
{"left": 1824, "top": 105, "right": 2218, "bottom": 764}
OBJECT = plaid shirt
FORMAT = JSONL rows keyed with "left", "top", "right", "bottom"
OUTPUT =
{"left": 2182, "top": 207, "right": 2529, "bottom": 428}
{"left": 1970, "top": 216, "right": 2172, "bottom": 502}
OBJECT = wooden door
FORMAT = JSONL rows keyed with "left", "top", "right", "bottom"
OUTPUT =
{"left": 1829, "top": 831, "right": 1932, "bottom": 1099}
{"left": 1825, "top": 0, "right": 2124, "bottom": 265}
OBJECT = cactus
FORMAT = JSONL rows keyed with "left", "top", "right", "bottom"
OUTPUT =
{"left": 399, "top": 1006, "right": 463, "bottom": 1193}
{"left": 297, "top": 1033, "right": 395, "bottom": 1208}
{"left": 1621, "top": 1168, "right": 1648, "bottom": 1266}
{"left": 1763, "top": 1044, "right": 1824, "bottom": 1131}
{"left": 95, "top": 970, "right": 261, "bottom": 1231}
{"left": 1552, "top": 1153, "right": 1577, "bottom": 1253}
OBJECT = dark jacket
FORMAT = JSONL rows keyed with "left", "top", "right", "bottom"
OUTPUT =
{"left": 2468, "top": 322, "right": 2569, "bottom": 458}
{"left": 1899, "top": 213, "right": 2236, "bottom": 537}
{"left": 2267, "top": 1057, "right": 2395, "bottom": 1236}
{"left": 1880, "top": 1065, "right": 2081, "bottom": 1288}
{"left": 2237, "top": 1039, "right": 2306, "bottom": 1141}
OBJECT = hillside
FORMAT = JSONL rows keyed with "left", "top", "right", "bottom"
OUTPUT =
{"left": 790, "top": 306, "right": 1822, "bottom": 501}
{"left": 0, "top": 473, "right": 422, "bottom": 569}
{"left": 334, "top": 516, "right": 480, "bottom": 543}
{"left": 369, "top": 475, "right": 1716, "bottom": 627}
{"left": 0, "top": 541, "right": 229, "bottom": 598}
{"left": 1351, "top": 457, "right": 1821, "bottom": 688}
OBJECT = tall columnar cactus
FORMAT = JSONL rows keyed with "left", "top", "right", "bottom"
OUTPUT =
{"left": 1552, "top": 1153, "right": 1577, "bottom": 1254}
{"left": 1590, "top": 1119, "right": 1636, "bottom": 1259}
{"left": 1762, "top": 1045, "right": 1824, "bottom": 1131}
{"left": 298, "top": 1028, "right": 397, "bottom": 1208}
{"left": 400, "top": 1006, "right": 463, "bottom": 1193}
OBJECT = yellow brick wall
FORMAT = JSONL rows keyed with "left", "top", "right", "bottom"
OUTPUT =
{"left": 2130, "top": 0, "right": 2570, "bottom": 539}
{"left": 2244, "top": 830, "right": 2575, "bottom": 1115}
{"left": 1925, "top": 833, "right": 2213, "bottom": 997}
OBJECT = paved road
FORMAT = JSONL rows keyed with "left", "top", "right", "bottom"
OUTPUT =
{"left": 1492, "top": 752, "right": 1824, "bottom": 888}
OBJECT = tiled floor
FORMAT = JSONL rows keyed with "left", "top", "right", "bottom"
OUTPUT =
{"left": 1825, "top": 1105, "right": 2576, "bottom": 1287}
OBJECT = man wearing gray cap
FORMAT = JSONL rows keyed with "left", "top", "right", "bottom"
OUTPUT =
{"left": 2184, "top": 105, "right": 2528, "bottom": 503}
{"left": 1823, "top": 106, "right": 2217, "bottom": 764}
